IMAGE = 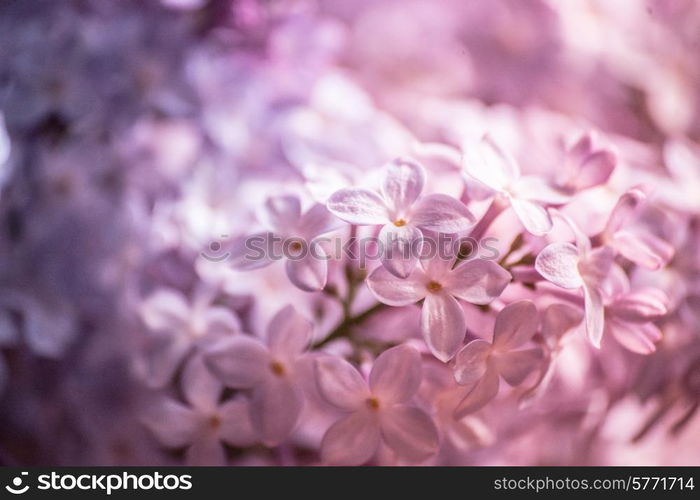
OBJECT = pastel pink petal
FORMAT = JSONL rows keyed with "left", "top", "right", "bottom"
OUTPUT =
{"left": 454, "top": 364, "right": 500, "bottom": 418}
{"left": 608, "top": 320, "right": 661, "bottom": 355}
{"left": 454, "top": 339, "right": 492, "bottom": 385}
{"left": 141, "top": 288, "right": 189, "bottom": 332}
{"left": 378, "top": 223, "right": 423, "bottom": 278}
{"left": 604, "top": 187, "right": 647, "bottom": 234}
{"left": 510, "top": 197, "right": 553, "bottom": 235}
{"left": 186, "top": 436, "right": 226, "bottom": 466}
{"left": 583, "top": 283, "right": 605, "bottom": 348}
{"left": 421, "top": 252, "right": 455, "bottom": 280}
{"left": 229, "top": 232, "right": 277, "bottom": 270}
{"left": 369, "top": 344, "right": 422, "bottom": 404}
{"left": 446, "top": 260, "right": 511, "bottom": 305}
{"left": 579, "top": 246, "right": 615, "bottom": 286}
{"left": 259, "top": 195, "right": 301, "bottom": 234}
{"left": 182, "top": 355, "right": 223, "bottom": 412}
{"left": 321, "top": 410, "right": 381, "bottom": 465}
{"left": 541, "top": 303, "right": 583, "bottom": 341}
{"left": 535, "top": 243, "right": 583, "bottom": 289}
{"left": 205, "top": 306, "right": 241, "bottom": 335}
{"left": 267, "top": 305, "right": 312, "bottom": 358}
{"left": 251, "top": 377, "right": 303, "bottom": 446}
{"left": 464, "top": 134, "right": 519, "bottom": 191}
{"left": 421, "top": 293, "right": 466, "bottom": 362}
{"left": 366, "top": 265, "right": 427, "bottom": 306}
{"left": 285, "top": 249, "right": 327, "bottom": 292}
{"left": 568, "top": 133, "right": 594, "bottom": 164}
{"left": 380, "top": 157, "right": 426, "bottom": 214}
{"left": 493, "top": 348, "right": 544, "bottom": 386}
{"left": 609, "top": 288, "right": 668, "bottom": 323}
{"left": 141, "top": 331, "right": 190, "bottom": 387}
{"left": 512, "top": 176, "right": 571, "bottom": 204}
{"left": 612, "top": 230, "right": 674, "bottom": 270}
{"left": 574, "top": 150, "right": 616, "bottom": 190}
{"left": 326, "top": 188, "right": 389, "bottom": 225}
{"left": 315, "top": 356, "right": 369, "bottom": 411}
{"left": 219, "top": 398, "right": 258, "bottom": 447}
{"left": 380, "top": 405, "right": 440, "bottom": 463}
{"left": 492, "top": 300, "right": 538, "bottom": 351}
{"left": 411, "top": 194, "right": 476, "bottom": 233}
{"left": 143, "top": 399, "right": 199, "bottom": 448}
{"left": 297, "top": 203, "right": 342, "bottom": 239}
{"left": 204, "top": 336, "right": 269, "bottom": 388}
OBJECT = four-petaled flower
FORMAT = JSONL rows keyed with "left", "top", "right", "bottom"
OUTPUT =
{"left": 143, "top": 355, "right": 256, "bottom": 465}
{"left": 229, "top": 194, "right": 340, "bottom": 291}
{"left": 463, "top": 135, "right": 570, "bottom": 235}
{"left": 204, "top": 305, "right": 312, "bottom": 445}
{"left": 327, "top": 158, "right": 476, "bottom": 277}
{"left": 367, "top": 254, "right": 511, "bottom": 362}
{"left": 452, "top": 300, "right": 543, "bottom": 417}
{"left": 315, "top": 345, "right": 439, "bottom": 465}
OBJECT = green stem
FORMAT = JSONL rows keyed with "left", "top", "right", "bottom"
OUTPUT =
{"left": 312, "top": 302, "right": 388, "bottom": 349}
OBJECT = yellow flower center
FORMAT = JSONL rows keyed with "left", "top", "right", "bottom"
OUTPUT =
{"left": 269, "top": 360, "right": 286, "bottom": 377}
{"left": 365, "top": 397, "right": 381, "bottom": 410}
{"left": 393, "top": 219, "right": 407, "bottom": 227}
{"left": 426, "top": 280, "right": 443, "bottom": 293}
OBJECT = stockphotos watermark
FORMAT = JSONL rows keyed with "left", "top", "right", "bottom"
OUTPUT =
{"left": 4, "top": 471, "right": 192, "bottom": 495}
{"left": 201, "top": 232, "right": 501, "bottom": 267}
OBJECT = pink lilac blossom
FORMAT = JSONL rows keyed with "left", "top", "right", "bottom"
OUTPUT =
{"left": 0, "top": 0, "right": 698, "bottom": 467}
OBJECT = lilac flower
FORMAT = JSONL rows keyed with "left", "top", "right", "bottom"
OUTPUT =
{"left": 557, "top": 131, "right": 617, "bottom": 192}
{"left": 315, "top": 345, "right": 439, "bottom": 465}
{"left": 204, "top": 305, "right": 312, "bottom": 445}
{"left": 452, "top": 301, "right": 543, "bottom": 417}
{"left": 535, "top": 216, "right": 614, "bottom": 347}
{"left": 327, "top": 158, "right": 475, "bottom": 277}
{"left": 367, "top": 254, "right": 511, "bottom": 362}
{"left": 229, "top": 195, "right": 339, "bottom": 292}
{"left": 463, "top": 135, "right": 570, "bottom": 235}
{"left": 139, "top": 285, "right": 241, "bottom": 387}
{"left": 601, "top": 187, "right": 674, "bottom": 270}
{"left": 143, "top": 356, "right": 256, "bottom": 465}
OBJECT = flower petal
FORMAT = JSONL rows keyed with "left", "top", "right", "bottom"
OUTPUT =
{"left": 512, "top": 176, "right": 571, "bottom": 204}
{"left": 604, "top": 187, "right": 647, "bottom": 235}
{"left": 143, "top": 399, "right": 199, "bottom": 448}
{"left": 229, "top": 232, "right": 277, "bottom": 270}
{"left": 285, "top": 248, "right": 327, "bottom": 292}
{"left": 367, "top": 265, "right": 427, "bottom": 306}
{"left": 411, "top": 194, "right": 476, "bottom": 233}
{"left": 315, "top": 356, "right": 369, "bottom": 411}
{"left": 608, "top": 288, "right": 668, "bottom": 323}
{"left": 493, "top": 348, "right": 543, "bottom": 386}
{"left": 378, "top": 223, "right": 422, "bottom": 278}
{"left": 608, "top": 320, "right": 662, "bottom": 355}
{"left": 141, "top": 288, "right": 189, "bottom": 332}
{"left": 250, "top": 377, "right": 303, "bottom": 446}
{"left": 380, "top": 158, "right": 426, "bottom": 214}
{"left": 380, "top": 406, "right": 440, "bottom": 463}
{"left": 258, "top": 195, "right": 301, "bottom": 234}
{"left": 454, "top": 364, "right": 500, "bottom": 418}
{"left": 267, "top": 305, "right": 312, "bottom": 358}
{"left": 509, "top": 197, "right": 553, "bottom": 235}
{"left": 202, "top": 306, "right": 242, "bottom": 339}
{"left": 321, "top": 410, "right": 381, "bottom": 465}
{"left": 204, "top": 336, "right": 269, "bottom": 388}
{"left": 445, "top": 260, "right": 511, "bottom": 305}
{"left": 185, "top": 436, "right": 226, "bottom": 466}
{"left": 421, "top": 293, "right": 466, "bottom": 362}
{"left": 453, "top": 339, "right": 492, "bottom": 385}
{"left": 492, "top": 300, "right": 538, "bottom": 351}
{"left": 326, "top": 188, "right": 389, "bottom": 225}
{"left": 219, "top": 397, "right": 258, "bottom": 447}
{"left": 575, "top": 150, "right": 616, "bottom": 190}
{"left": 535, "top": 242, "right": 583, "bottom": 289}
{"left": 583, "top": 283, "right": 605, "bottom": 348}
{"left": 463, "top": 135, "right": 519, "bottom": 191}
{"left": 369, "top": 344, "right": 422, "bottom": 404}
{"left": 182, "top": 355, "right": 222, "bottom": 412}
{"left": 297, "top": 203, "right": 343, "bottom": 239}
{"left": 541, "top": 303, "right": 583, "bottom": 342}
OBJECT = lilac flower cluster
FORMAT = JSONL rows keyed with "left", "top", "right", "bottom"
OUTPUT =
{"left": 1, "top": 0, "right": 699, "bottom": 466}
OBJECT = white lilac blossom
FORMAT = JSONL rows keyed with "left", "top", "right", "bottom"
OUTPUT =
{"left": 2, "top": 0, "right": 699, "bottom": 467}
{"left": 327, "top": 158, "right": 475, "bottom": 277}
